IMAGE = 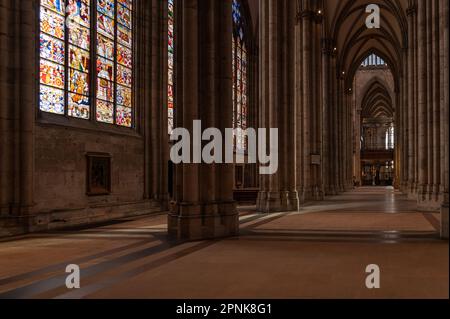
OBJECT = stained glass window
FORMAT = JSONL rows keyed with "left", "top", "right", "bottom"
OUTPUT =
{"left": 168, "top": 0, "right": 175, "bottom": 135}
{"left": 362, "top": 53, "right": 386, "bottom": 67}
{"left": 39, "top": 0, "right": 134, "bottom": 127}
{"left": 39, "top": 0, "right": 66, "bottom": 115}
{"left": 232, "top": 0, "right": 248, "bottom": 152}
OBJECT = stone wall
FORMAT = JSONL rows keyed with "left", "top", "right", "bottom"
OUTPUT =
{"left": 0, "top": 0, "right": 168, "bottom": 237}
{"left": 33, "top": 125, "right": 146, "bottom": 213}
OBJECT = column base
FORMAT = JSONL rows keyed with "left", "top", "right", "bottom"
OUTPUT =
{"left": 287, "top": 191, "right": 300, "bottom": 211}
{"left": 407, "top": 190, "right": 417, "bottom": 200}
{"left": 311, "top": 186, "right": 324, "bottom": 200}
{"left": 400, "top": 182, "right": 408, "bottom": 194}
{"left": 257, "top": 191, "right": 282, "bottom": 213}
{"left": 257, "top": 191, "right": 299, "bottom": 213}
{"left": 406, "top": 181, "right": 416, "bottom": 199}
{"left": 417, "top": 185, "right": 444, "bottom": 211}
{"left": 168, "top": 201, "right": 239, "bottom": 241}
{"left": 324, "top": 185, "right": 338, "bottom": 196}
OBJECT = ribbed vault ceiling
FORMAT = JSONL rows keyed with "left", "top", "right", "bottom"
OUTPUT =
{"left": 322, "top": 0, "right": 408, "bottom": 90}
{"left": 361, "top": 79, "right": 394, "bottom": 119}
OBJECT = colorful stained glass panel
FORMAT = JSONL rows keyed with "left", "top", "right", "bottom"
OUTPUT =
{"left": 118, "top": 24, "right": 132, "bottom": 48}
{"left": 40, "top": 7, "right": 65, "bottom": 40}
{"left": 67, "top": 0, "right": 90, "bottom": 28}
{"left": 232, "top": 0, "right": 248, "bottom": 151}
{"left": 117, "top": 0, "right": 132, "bottom": 10}
{"left": 40, "top": 59, "right": 65, "bottom": 89}
{"left": 98, "top": 34, "right": 115, "bottom": 60}
{"left": 69, "top": 69, "right": 90, "bottom": 96}
{"left": 118, "top": 5, "right": 132, "bottom": 29}
{"left": 42, "top": 0, "right": 65, "bottom": 14}
{"left": 69, "top": 23, "right": 90, "bottom": 50}
{"left": 117, "top": 45, "right": 132, "bottom": 68}
{"left": 117, "top": 85, "right": 132, "bottom": 107}
{"left": 97, "top": 100, "right": 114, "bottom": 124}
{"left": 117, "top": 65, "right": 132, "bottom": 87}
{"left": 40, "top": 33, "right": 65, "bottom": 64}
{"left": 98, "top": 14, "right": 115, "bottom": 39}
{"left": 39, "top": 0, "right": 133, "bottom": 126}
{"left": 97, "top": 57, "right": 114, "bottom": 81}
{"left": 168, "top": 0, "right": 174, "bottom": 134}
{"left": 68, "top": 93, "right": 90, "bottom": 119}
{"left": 69, "top": 46, "right": 90, "bottom": 72}
{"left": 116, "top": 105, "right": 132, "bottom": 127}
{"left": 97, "top": 78, "right": 114, "bottom": 102}
{"left": 97, "top": 0, "right": 115, "bottom": 18}
{"left": 40, "top": 85, "right": 65, "bottom": 114}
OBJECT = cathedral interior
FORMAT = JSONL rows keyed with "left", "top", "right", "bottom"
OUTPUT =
{"left": 0, "top": 0, "right": 448, "bottom": 299}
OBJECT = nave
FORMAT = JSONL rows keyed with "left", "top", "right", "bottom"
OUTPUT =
{"left": 0, "top": 187, "right": 447, "bottom": 299}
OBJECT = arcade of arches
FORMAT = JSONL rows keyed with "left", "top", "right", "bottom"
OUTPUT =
{"left": 0, "top": 0, "right": 448, "bottom": 298}
{"left": 0, "top": 0, "right": 449, "bottom": 239}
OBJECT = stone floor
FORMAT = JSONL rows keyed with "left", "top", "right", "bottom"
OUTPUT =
{"left": 0, "top": 187, "right": 447, "bottom": 299}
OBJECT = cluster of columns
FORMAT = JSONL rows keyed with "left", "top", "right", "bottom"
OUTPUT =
{"left": 143, "top": 0, "right": 170, "bottom": 206}
{"left": 256, "top": 0, "right": 299, "bottom": 212}
{"left": 168, "top": 0, "right": 239, "bottom": 241}
{"left": 321, "top": 38, "right": 354, "bottom": 196}
{"left": 1, "top": 0, "right": 447, "bottom": 240}
{"left": 255, "top": 0, "right": 448, "bottom": 238}
{"left": 257, "top": 0, "right": 355, "bottom": 215}
{"left": 399, "top": 0, "right": 448, "bottom": 237}
{"left": 0, "top": 1, "right": 36, "bottom": 225}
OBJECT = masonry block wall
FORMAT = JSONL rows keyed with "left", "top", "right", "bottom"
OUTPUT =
{"left": 0, "top": 0, "right": 169, "bottom": 236}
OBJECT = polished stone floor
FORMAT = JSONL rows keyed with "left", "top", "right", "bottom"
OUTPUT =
{"left": 0, "top": 187, "right": 448, "bottom": 299}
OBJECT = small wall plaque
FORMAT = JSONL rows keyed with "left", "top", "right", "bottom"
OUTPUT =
{"left": 86, "top": 153, "right": 112, "bottom": 196}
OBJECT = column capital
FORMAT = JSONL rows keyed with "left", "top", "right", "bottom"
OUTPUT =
{"left": 321, "top": 38, "right": 335, "bottom": 55}
{"left": 406, "top": 6, "right": 417, "bottom": 17}
{"left": 296, "top": 10, "right": 316, "bottom": 23}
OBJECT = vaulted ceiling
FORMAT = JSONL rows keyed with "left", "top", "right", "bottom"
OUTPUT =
{"left": 361, "top": 79, "right": 394, "bottom": 119}
{"left": 322, "top": 0, "right": 408, "bottom": 89}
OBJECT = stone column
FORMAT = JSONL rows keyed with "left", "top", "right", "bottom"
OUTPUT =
{"left": 0, "top": 0, "right": 36, "bottom": 228}
{"left": 168, "top": 0, "right": 239, "bottom": 241}
{"left": 300, "top": 8, "right": 313, "bottom": 200}
{"left": 407, "top": 6, "right": 416, "bottom": 198}
{"left": 417, "top": 0, "right": 428, "bottom": 206}
{"left": 431, "top": 0, "right": 441, "bottom": 204}
{"left": 0, "top": 0, "right": 15, "bottom": 217}
{"left": 311, "top": 11, "right": 324, "bottom": 199}
{"left": 425, "top": 0, "right": 434, "bottom": 205}
{"left": 294, "top": 3, "right": 304, "bottom": 202}
{"left": 331, "top": 53, "right": 339, "bottom": 194}
{"left": 337, "top": 76, "right": 345, "bottom": 193}
{"left": 148, "top": 0, "right": 169, "bottom": 208}
{"left": 321, "top": 39, "right": 332, "bottom": 194}
{"left": 440, "top": 0, "right": 449, "bottom": 238}
{"left": 257, "top": 0, "right": 299, "bottom": 213}
{"left": 286, "top": 0, "right": 300, "bottom": 210}
{"left": 413, "top": 6, "right": 420, "bottom": 198}
{"left": 257, "top": 0, "right": 281, "bottom": 212}
{"left": 295, "top": 2, "right": 324, "bottom": 201}
{"left": 400, "top": 48, "right": 409, "bottom": 193}
{"left": 394, "top": 91, "right": 401, "bottom": 189}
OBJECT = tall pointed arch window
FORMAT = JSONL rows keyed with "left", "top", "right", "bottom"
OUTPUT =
{"left": 385, "top": 123, "right": 395, "bottom": 150}
{"left": 168, "top": 0, "right": 175, "bottom": 134}
{"left": 232, "top": 0, "right": 248, "bottom": 152}
{"left": 39, "top": 0, "right": 134, "bottom": 127}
